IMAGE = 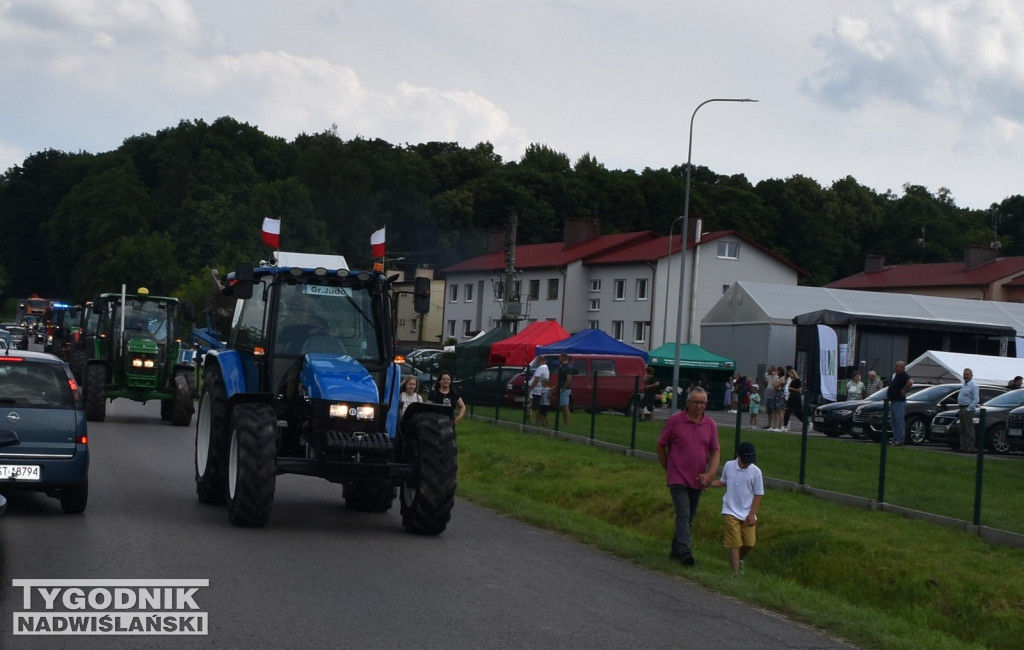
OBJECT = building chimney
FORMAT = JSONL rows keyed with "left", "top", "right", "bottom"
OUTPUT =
{"left": 864, "top": 255, "right": 886, "bottom": 273}
{"left": 563, "top": 217, "right": 600, "bottom": 247}
{"left": 964, "top": 245, "right": 997, "bottom": 270}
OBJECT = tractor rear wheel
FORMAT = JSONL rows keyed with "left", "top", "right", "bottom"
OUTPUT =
{"left": 226, "top": 402, "right": 278, "bottom": 527}
{"left": 400, "top": 411, "right": 457, "bottom": 535}
{"left": 84, "top": 364, "right": 107, "bottom": 422}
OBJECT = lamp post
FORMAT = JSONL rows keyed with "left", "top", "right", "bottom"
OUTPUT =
{"left": 662, "top": 215, "right": 683, "bottom": 346}
{"left": 670, "top": 97, "right": 757, "bottom": 411}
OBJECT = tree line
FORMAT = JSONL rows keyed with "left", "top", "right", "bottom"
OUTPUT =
{"left": 1, "top": 116, "right": 1022, "bottom": 316}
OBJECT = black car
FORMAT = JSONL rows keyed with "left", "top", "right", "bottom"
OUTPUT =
{"left": 813, "top": 384, "right": 930, "bottom": 438}
{"left": 929, "top": 388, "right": 1024, "bottom": 454}
{"left": 851, "top": 383, "right": 1008, "bottom": 445}
{"left": 454, "top": 366, "right": 523, "bottom": 407}
{"left": 0, "top": 350, "right": 89, "bottom": 512}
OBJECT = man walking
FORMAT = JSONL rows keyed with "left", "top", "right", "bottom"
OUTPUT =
{"left": 957, "top": 368, "right": 979, "bottom": 453}
{"left": 656, "top": 386, "right": 721, "bottom": 566}
{"left": 888, "top": 360, "right": 913, "bottom": 446}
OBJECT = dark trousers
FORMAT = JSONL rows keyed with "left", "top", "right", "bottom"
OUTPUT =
{"left": 669, "top": 485, "right": 703, "bottom": 560}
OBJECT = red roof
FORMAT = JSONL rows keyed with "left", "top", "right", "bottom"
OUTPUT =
{"left": 441, "top": 229, "right": 805, "bottom": 276}
{"left": 441, "top": 232, "right": 658, "bottom": 273}
{"left": 828, "top": 257, "right": 1024, "bottom": 290}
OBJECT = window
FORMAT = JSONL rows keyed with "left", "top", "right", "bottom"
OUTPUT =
{"left": 465, "top": 284, "right": 474, "bottom": 302}
{"left": 723, "top": 284, "right": 730, "bottom": 295}
{"left": 447, "top": 320, "right": 456, "bottom": 337}
{"left": 613, "top": 279, "right": 626, "bottom": 301}
{"left": 547, "top": 278, "right": 559, "bottom": 300}
{"left": 410, "top": 318, "right": 418, "bottom": 334}
{"left": 462, "top": 320, "right": 472, "bottom": 336}
{"left": 590, "top": 279, "right": 601, "bottom": 292}
{"left": 717, "top": 241, "right": 739, "bottom": 259}
{"left": 513, "top": 280, "right": 522, "bottom": 300}
{"left": 592, "top": 359, "right": 616, "bottom": 376}
{"left": 633, "top": 321, "right": 649, "bottom": 344}
{"left": 636, "top": 278, "right": 648, "bottom": 300}
{"left": 588, "top": 299, "right": 600, "bottom": 311}
{"left": 588, "top": 320, "right": 599, "bottom": 329}
{"left": 612, "top": 320, "right": 624, "bottom": 340}
{"left": 449, "top": 284, "right": 459, "bottom": 302}
{"left": 529, "top": 280, "right": 540, "bottom": 300}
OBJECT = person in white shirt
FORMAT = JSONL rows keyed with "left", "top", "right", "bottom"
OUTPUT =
{"left": 528, "top": 357, "right": 550, "bottom": 426}
{"left": 708, "top": 442, "right": 764, "bottom": 574}
{"left": 398, "top": 375, "right": 423, "bottom": 418}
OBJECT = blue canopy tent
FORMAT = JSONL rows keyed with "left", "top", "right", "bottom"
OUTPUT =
{"left": 536, "top": 329, "right": 649, "bottom": 362}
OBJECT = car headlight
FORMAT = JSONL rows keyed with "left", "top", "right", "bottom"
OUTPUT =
{"left": 329, "top": 403, "right": 375, "bottom": 420}
{"left": 834, "top": 409, "right": 852, "bottom": 417}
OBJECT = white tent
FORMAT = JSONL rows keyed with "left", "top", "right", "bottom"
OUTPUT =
{"left": 906, "top": 351, "right": 1024, "bottom": 386}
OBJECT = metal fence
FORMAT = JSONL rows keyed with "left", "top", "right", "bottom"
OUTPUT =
{"left": 463, "top": 384, "right": 1024, "bottom": 545}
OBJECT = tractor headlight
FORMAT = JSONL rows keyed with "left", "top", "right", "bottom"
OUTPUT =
{"left": 131, "top": 357, "right": 156, "bottom": 369}
{"left": 329, "top": 403, "right": 375, "bottom": 420}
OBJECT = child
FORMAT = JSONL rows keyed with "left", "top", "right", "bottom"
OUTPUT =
{"left": 708, "top": 442, "right": 764, "bottom": 574}
{"left": 748, "top": 384, "right": 761, "bottom": 428}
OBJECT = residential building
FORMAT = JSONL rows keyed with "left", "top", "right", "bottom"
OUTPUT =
{"left": 827, "top": 246, "right": 1024, "bottom": 302}
{"left": 439, "top": 218, "right": 805, "bottom": 349}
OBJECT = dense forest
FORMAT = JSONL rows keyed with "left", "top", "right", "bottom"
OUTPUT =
{"left": 2, "top": 115, "right": 1023, "bottom": 313}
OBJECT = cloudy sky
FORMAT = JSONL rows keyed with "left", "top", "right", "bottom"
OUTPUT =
{"left": 1, "top": 1, "right": 1022, "bottom": 210}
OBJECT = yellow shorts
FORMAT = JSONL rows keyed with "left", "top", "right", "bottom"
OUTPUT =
{"left": 723, "top": 514, "right": 756, "bottom": 549}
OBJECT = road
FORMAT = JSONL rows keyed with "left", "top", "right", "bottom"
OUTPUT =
{"left": 0, "top": 399, "right": 852, "bottom": 649}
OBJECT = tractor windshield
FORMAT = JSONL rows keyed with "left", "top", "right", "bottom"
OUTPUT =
{"left": 120, "top": 300, "right": 173, "bottom": 346}
{"left": 274, "top": 282, "right": 381, "bottom": 363}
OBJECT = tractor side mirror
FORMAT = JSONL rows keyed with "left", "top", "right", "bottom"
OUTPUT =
{"left": 230, "top": 263, "right": 254, "bottom": 299}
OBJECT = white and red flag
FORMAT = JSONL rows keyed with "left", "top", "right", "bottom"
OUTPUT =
{"left": 371, "top": 227, "right": 386, "bottom": 257}
{"left": 262, "top": 217, "right": 281, "bottom": 249}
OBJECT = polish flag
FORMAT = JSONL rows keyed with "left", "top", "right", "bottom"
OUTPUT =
{"left": 262, "top": 217, "right": 281, "bottom": 249}
{"left": 371, "top": 227, "right": 386, "bottom": 257}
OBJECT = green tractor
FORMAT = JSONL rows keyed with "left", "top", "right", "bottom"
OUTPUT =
{"left": 82, "top": 287, "right": 196, "bottom": 426}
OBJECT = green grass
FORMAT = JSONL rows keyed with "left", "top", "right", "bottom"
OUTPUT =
{"left": 455, "top": 418, "right": 1024, "bottom": 650}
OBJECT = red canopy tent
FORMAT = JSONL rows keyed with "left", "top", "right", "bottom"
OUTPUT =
{"left": 487, "top": 321, "right": 570, "bottom": 367}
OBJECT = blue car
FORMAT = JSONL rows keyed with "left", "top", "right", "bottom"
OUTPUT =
{"left": 0, "top": 350, "right": 89, "bottom": 513}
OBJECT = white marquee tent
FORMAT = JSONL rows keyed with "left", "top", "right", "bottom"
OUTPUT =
{"left": 906, "top": 350, "right": 1024, "bottom": 386}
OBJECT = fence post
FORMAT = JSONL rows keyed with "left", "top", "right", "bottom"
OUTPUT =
{"left": 798, "top": 396, "right": 809, "bottom": 485}
{"left": 973, "top": 408, "right": 986, "bottom": 526}
{"left": 630, "top": 375, "right": 639, "bottom": 450}
{"left": 589, "top": 371, "right": 598, "bottom": 441}
{"left": 877, "top": 399, "right": 890, "bottom": 503}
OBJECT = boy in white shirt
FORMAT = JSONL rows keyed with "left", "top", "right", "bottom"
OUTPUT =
{"left": 709, "top": 442, "right": 764, "bottom": 574}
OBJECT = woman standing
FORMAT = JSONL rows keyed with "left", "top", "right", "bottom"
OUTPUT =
{"left": 762, "top": 367, "right": 777, "bottom": 429}
{"left": 398, "top": 375, "right": 423, "bottom": 417}
{"left": 428, "top": 371, "right": 467, "bottom": 424}
{"left": 785, "top": 367, "right": 803, "bottom": 429}
{"left": 846, "top": 372, "right": 865, "bottom": 401}
{"left": 771, "top": 367, "right": 788, "bottom": 431}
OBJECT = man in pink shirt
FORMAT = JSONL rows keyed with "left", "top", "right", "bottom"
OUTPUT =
{"left": 656, "top": 386, "right": 721, "bottom": 566}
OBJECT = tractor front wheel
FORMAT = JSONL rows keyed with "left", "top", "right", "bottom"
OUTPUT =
{"left": 226, "top": 403, "right": 279, "bottom": 527}
{"left": 399, "top": 411, "right": 457, "bottom": 535}
{"left": 195, "top": 364, "right": 228, "bottom": 505}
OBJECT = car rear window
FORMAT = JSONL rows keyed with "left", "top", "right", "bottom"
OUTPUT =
{"left": 0, "top": 361, "right": 75, "bottom": 409}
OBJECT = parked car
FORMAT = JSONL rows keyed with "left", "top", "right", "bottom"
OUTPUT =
{"left": 930, "top": 388, "right": 1024, "bottom": 454}
{"left": 398, "top": 362, "right": 432, "bottom": 392}
{"left": 454, "top": 366, "right": 523, "bottom": 406}
{"left": 506, "top": 354, "right": 648, "bottom": 414}
{"left": 813, "top": 384, "right": 928, "bottom": 438}
{"left": 0, "top": 350, "right": 89, "bottom": 513}
{"left": 851, "top": 383, "right": 1008, "bottom": 445}
{"left": 405, "top": 348, "right": 443, "bottom": 370}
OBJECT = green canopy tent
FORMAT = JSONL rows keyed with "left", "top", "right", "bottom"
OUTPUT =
{"left": 647, "top": 343, "right": 736, "bottom": 409}
{"left": 453, "top": 326, "right": 514, "bottom": 381}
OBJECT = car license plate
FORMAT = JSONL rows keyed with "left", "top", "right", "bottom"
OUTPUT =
{"left": 0, "top": 465, "right": 40, "bottom": 480}
{"left": 813, "top": 416, "right": 824, "bottom": 423}
{"left": 851, "top": 426, "right": 863, "bottom": 434}
{"left": 1009, "top": 428, "right": 1023, "bottom": 438}
{"left": 931, "top": 425, "right": 946, "bottom": 434}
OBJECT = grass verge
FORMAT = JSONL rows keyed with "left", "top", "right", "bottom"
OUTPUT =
{"left": 456, "top": 419, "right": 1024, "bottom": 650}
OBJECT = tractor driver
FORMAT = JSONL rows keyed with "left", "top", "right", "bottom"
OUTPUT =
{"left": 276, "top": 298, "right": 342, "bottom": 356}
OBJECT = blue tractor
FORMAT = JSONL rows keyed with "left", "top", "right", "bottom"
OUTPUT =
{"left": 194, "top": 251, "right": 456, "bottom": 533}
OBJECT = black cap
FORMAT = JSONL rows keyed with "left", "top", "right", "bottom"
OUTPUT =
{"left": 737, "top": 442, "right": 756, "bottom": 463}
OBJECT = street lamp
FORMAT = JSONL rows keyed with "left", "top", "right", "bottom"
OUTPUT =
{"left": 670, "top": 98, "right": 758, "bottom": 411}
{"left": 662, "top": 215, "right": 683, "bottom": 346}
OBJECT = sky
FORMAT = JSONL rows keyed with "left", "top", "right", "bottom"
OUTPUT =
{"left": 1, "top": 0, "right": 1022, "bottom": 211}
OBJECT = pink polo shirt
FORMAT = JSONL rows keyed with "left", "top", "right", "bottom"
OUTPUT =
{"left": 657, "top": 410, "right": 720, "bottom": 488}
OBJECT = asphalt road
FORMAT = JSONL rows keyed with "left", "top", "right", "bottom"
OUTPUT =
{"left": 0, "top": 398, "right": 853, "bottom": 649}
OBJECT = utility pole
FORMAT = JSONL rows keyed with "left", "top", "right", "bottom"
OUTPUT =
{"left": 495, "top": 212, "right": 526, "bottom": 333}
